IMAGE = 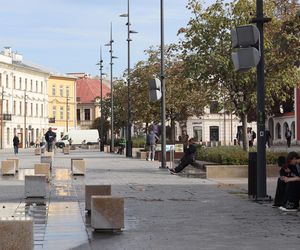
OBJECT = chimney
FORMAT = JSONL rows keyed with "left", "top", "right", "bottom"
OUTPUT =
{"left": 3, "top": 47, "right": 12, "bottom": 56}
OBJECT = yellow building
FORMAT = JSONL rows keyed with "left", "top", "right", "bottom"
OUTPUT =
{"left": 48, "top": 75, "right": 77, "bottom": 139}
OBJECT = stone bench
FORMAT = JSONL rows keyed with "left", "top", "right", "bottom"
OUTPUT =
{"left": 41, "top": 155, "right": 52, "bottom": 170}
{"left": 136, "top": 151, "right": 147, "bottom": 160}
{"left": 85, "top": 185, "right": 111, "bottom": 212}
{"left": 34, "top": 148, "right": 41, "bottom": 155}
{"left": 71, "top": 159, "right": 85, "bottom": 175}
{"left": 1, "top": 160, "right": 16, "bottom": 175}
{"left": 25, "top": 175, "right": 46, "bottom": 198}
{"left": 91, "top": 196, "right": 124, "bottom": 231}
{"left": 63, "top": 146, "right": 70, "bottom": 154}
{"left": 0, "top": 217, "right": 33, "bottom": 250}
{"left": 7, "top": 158, "right": 19, "bottom": 172}
{"left": 34, "top": 163, "right": 51, "bottom": 181}
{"left": 205, "top": 164, "right": 279, "bottom": 179}
{"left": 104, "top": 145, "right": 110, "bottom": 153}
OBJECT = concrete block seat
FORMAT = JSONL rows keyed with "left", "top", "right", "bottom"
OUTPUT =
{"left": 85, "top": 185, "right": 111, "bottom": 212}
{"left": 63, "top": 146, "right": 70, "bottom": 154}
{"left": 1, "top": 160, "right": 16, "bottom": 175}
{"left": 34, "top": 163, "right": 51, "bottom": 181}
{"left": 34, "top": 148, "right": 41, "bottom": 155}
{"left": 91, "top": 196, "right": 124, "bottom": 231}
{"left": 136, "top": 151, "right": 147, "bottom": 160}
{"left": 41, "top": 155, "right": 53, "bottom": 170}
{"left": 7, "top": 158, "right": 19, "bottom": 172}
{"left": 0, "top": 217, "right": 33, "bottom": 250}
{"left": 71, "top": 159, "right": 85, "bottom": 175}
{"left": 25, "top": 175, "right": 46, "bottom": 198}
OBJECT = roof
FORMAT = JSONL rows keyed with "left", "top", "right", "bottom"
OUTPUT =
{"left": 76, "top": 77, "right": 110, "bottom": 103}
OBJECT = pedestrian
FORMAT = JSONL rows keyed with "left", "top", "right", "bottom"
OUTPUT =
{"left": 35, "top": 138, "right": 40, "bottom": 148}
{"left": 265, "top": 130, "right": 271, "bottom": 148}
{"left": 168, "top": 138, "right": 197, "bottom": 174}
{"left": 247, "top": 128, "right": 256, "bottom": 147}
{"left": 236, "top": 129, "right": 242, "bottom": 146}
{"left": 45, "top": 127, "right": 56, "bottom": 152}
{"left": 13, "top": 135, "right": 20, "bottom": 155}
{"left": 279, "top": 151, "right": 300, "bottom": 211}
{"left": 68, "top": 138, "right": 73, "bottom": 146}
{"left": 146, "top": 130, "right": 159, "bottom": 161}
{"left": 285, "top": 128, "right": 292, "bottom": 148}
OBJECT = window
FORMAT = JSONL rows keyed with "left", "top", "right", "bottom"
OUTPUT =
{"left": 19, "top": 101, "right": 22, "bottom": 115}
{"left": 67, "top": 106, "right": 70, "bottom": 120}
{"left": 60, "top": 85, "right": 63, "bottom": 97}
{"left": 66, "top": 86, "right": 70, "bottom": 97}
{"left": 210, "top": 126, "right": 219, "bottom": 141}
{"left": 193, "top": 126, "right": 203, "bottom": 142}
{"left": 36, "top": 81, "right": 38, "bottom": 92}
{"left": 52, "top": 106, "right": 56, "bottom": 118}
{"left": 0, "top": 73, "right": 2, "bottom": 86}
{"left": 5, "top": 100, "right": 9, "bottom": 113}
{"left": 77, "top": 109, "right": 81, "bottom": 121}
{"left": 52, "top": 85, "right": 56, "bottom": 96}
{"left": 276, "top": 123, "right": 281, "bottom": 139}
{"left": 41, "top": 81, "right": 43, "bottom": 93}
{"left": 30, "top": 103, "right": 33, "bottom": 116}
{"left": 209, "top": 101, "right": 219, "bottom": 114}
{"left": 60, "top": 106, "right": 64, "bottom": 120}
{"left": 41, "top": 104, "right": 43, "bottom": 117}
{"left": 19, "top": 77, "right": 22, "bottom": 89}
{"left": 30, "top": 80, "right": 33, "bottom": 91}
{"left": 6, "top": 74, "right": 9, "bottom": 88}
{"left": 13, "top": 76, "right": 16, "bottom": 89}
{"left": 25, "top": 78, "right": 27, "bottom": 90}
{"left": 36, "top": 104, "right": 39, "bottom": 117}
{"left": 84, "top": 109, "right": 90, "bottom": 120}
{"left": 7, "top": 128, "right": 10, "bottom": 145}
{"left": 13, "top": 101, "right": 16, "bottom": 115}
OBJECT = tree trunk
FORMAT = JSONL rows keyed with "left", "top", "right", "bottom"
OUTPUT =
{"left": 241, "top": 113, "right": 249, "bottom": 151}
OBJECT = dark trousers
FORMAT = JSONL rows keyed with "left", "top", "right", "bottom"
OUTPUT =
{"left": 47, "top": 142, "right": 53, "bottom": 152}
{"left": 287, "top": 138, "right": 291, "bottom": 147}
{"left": 174, "top": 157, "right": 193, "bottom": 173}
{"left": 283, "top": 181, "right": 300, "bottom": 209}
{"left": 273, "top": 178, "right": 286, "bottom": 206}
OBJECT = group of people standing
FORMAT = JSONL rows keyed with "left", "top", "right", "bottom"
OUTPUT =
{"left": 12, "top": 127, "right": 56, "bottom": 154}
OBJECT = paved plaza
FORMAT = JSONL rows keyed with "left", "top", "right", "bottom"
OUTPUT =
{"left": 0, "top": 148, "right": 299, "bottom": 250}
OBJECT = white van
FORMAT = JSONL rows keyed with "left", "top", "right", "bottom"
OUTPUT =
{"left": 55, "top": 129, "right": 99, "bottom": 148}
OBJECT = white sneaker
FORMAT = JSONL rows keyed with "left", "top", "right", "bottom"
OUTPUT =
{"left": 146, "top": 158, "right": 150, "bottom": 161}
{"left": 151, "top": 159, "right": 154, "bottom": 161}
{"left": 279, "top": 206, "right": 298, "bottom": 212}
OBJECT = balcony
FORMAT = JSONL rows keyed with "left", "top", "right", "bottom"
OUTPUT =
{"left": 2, "top": 114, "right": 12, "bottom": 121}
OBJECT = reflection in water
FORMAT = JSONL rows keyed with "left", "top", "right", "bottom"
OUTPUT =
{"left": 55, "top": 168, "right": 71, "bottom": 181}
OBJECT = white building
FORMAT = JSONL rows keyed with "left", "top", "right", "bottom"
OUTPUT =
{"left": 0, "top": 47, "right": 49, "bottom": 149}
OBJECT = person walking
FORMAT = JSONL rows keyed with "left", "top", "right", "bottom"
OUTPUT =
{"left": 285, "top": 128, "right": 292, "bottom": 148}
{"left": 13, "top": 135, "right": 20, "bottom": 155}
{"left": 45, "top": 127, "right": 56, "bottom": 152}
{"left": 265, "top": 130, "right": 271, "bottom": 148}
{"left": 146, "top": 130, "right": 159, "bottom": 161}
{"left": 168, "top": 138, "right": 197, "bottom": 174}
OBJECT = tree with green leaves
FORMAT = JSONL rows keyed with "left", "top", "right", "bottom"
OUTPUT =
{"left": 179, "top": 0, "right": 300, "bottom": 150}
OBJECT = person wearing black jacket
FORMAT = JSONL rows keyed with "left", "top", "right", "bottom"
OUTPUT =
{"left": 169, "top": 138, "right": 197, "bottom": 174}
{"left": 13, "top": 135, "right": 20, "bottom": 154}
{"left": 45, "top": 127, "right": 56, "bottom": 152}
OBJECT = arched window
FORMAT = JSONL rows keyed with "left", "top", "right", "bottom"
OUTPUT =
{"left": 291, "top": 121, "right": 295, "bottom": 139}
{"left": 276, "top": 123, "right": 281, "bottom": 139}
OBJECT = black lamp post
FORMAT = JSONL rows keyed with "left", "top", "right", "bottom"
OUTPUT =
{"left": 97, "top": 46, "right": 104, "bottom": 151}
{"left": 105, "top": 23, "right": 118, "bottom": 153}
{"left": 120, "top": 0, "right": 137, "bottom": 158}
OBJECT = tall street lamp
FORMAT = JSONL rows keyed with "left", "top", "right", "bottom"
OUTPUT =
{"left": 24, "top": 90, "right": 28, "bottom": 148}
{"left": 160, "top": 0, "right": 166, "bottom": 168}
{"left": 66, "top": 96, "right": 69, "bottom": 132}
{"left": 120, "top": 0, "right": 138, "bottom": 158}
{"left": 0, "top": 87, "right": 4, "bottom": 149}
{"left": 96, "top": 46, "right": 104, "bottom": 152}
{"left": 105, "top": 23, "right": 118, "bottom": 153}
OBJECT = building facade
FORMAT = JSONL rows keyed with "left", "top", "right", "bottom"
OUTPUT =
{"left": 48, "top": 75, "right": 77, "bottom": 139}
{"left": 0, "top": 47, "right": 49, "bottom": 149}
{"left": 76, "top": 76, "right": 110, "bottom": 130}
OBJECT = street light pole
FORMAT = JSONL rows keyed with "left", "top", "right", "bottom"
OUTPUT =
{"left": 160, "top": 0, "right": 166, "bottom": 168}
{"left": 66, "top": 96, "right": 69, "bottom": 132}
{"left": 97, "top": 46, "right": 104, "bottom": 152}
{"left": 105, "top": 23, "right": 117, "bottom": 153}
{"left": 120, "top": 0, "right": 137, "bottom": 158}
{"left": 251, "top": 0, "right": 271, "bottom": 199}
{"left": 24, "top": 90, "right": 27, "bottom": 148}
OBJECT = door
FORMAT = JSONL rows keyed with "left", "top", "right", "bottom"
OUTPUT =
{"left": 209, "top": 126, "right": 219, "bottom": 141}
{"left": 17, "top": 133, "right": 23, "bottom": 148}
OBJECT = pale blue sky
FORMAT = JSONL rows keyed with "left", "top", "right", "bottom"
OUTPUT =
{"left": 0, "top": 0, "right": 216, "bottom": 77}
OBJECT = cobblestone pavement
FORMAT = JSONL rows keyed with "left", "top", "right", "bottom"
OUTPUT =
{"left": 0, "top": 148, "right": 299, "bottom": 250}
